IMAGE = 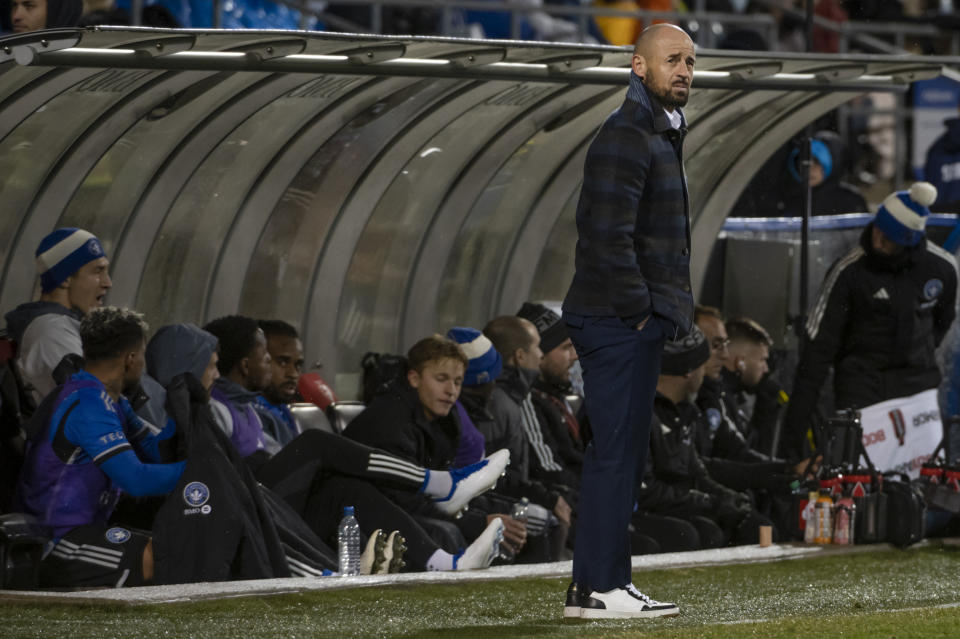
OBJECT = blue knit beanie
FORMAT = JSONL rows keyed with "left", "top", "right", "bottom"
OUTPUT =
{"left": 35, "top": 228, "right": 106, "bottom": 293}
{"left": 446, "top": 326, "right": 502, "bottom": 386}
{"left": 874, "top": 182, "right": 938, "bottom": 247}
{"left": 788, "top": 139, "right": 833, "bottom": 183}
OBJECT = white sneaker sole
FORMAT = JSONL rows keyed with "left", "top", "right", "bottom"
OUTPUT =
{"left": 580, "top": 606, "right": 680, "bottom": 619}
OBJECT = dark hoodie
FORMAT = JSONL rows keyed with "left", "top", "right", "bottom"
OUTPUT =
{"left": 925, "top": 117, "right": 960, "bottom": 212}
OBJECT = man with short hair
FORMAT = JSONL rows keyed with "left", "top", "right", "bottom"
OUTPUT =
{"left": 695, "top": 308, "right": 805, "bottom": 494}
{"left": 484, "top": 315, "right": 579, "bottom": 496}
{"left": 5, "top": 228, "right": 111, "bottom": 403}
{"left": 14, "top": 307, "right": 183, "bottom": 588}
{"left": 719, "top": 316, "right": 780, "bottom": 450}
{"left": 783, "top": 182, "right": 958, "bottom": 460}
{"left": 517, "top": 303, "right": 584, "bottom": 482}
{"left": 256, "top": 319, "right": 303, "bottom": 447}
{"left": 561, "top": 23, "right": 694, "bottom": 619}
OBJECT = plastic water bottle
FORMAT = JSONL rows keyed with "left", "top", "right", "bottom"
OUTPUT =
{"left": 338, "top": 506, "right": 361, "bottom": 576}
{"left": 512, "top": 497, "right": 530, "bottom": 523}
{"left": 498, "top": 498, "right": 530, "bottom": 561}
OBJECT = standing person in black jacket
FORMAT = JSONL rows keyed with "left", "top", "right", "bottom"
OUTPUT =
{"left": 560, "top": 23, "right": 693, "bottom": 620}
{"left": 783, "top": 182, "right": 959, "bottom": 460}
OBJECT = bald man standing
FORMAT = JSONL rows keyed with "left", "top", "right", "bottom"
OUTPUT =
{"left": 561, "top": 24, "right": 695, "bottom": 620}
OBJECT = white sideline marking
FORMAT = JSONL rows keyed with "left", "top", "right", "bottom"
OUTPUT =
{"left": 0, "top": 539, "right": 951, "bottom": 607}
{"left": 718, "top": 601, "right": 960, "bottom": 626}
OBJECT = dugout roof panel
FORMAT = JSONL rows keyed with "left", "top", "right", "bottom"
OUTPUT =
{"left": 0, "top": 27, "right": 954, "bottom": 386}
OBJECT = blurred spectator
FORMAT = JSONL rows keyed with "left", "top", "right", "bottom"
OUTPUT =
{"left": 324, "top": 2, "right": 440, "bottom": 35}
{"left": 813, "top": 0, "right": 847, "bottom": 53}
{"left": 781, "top": 134, "right": 869, "bottom": 215}
{"left": 10, "top": 0, "right": 81, "bottom": 32}
{"left": 924, "top": 108, "right": 960, "bottom": 212}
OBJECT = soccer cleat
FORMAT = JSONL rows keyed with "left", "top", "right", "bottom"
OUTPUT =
{"left": 433, "top": 449, "right": 510, "bottom": 517}
{"left": 563, "top": 582, "right": 583, "bottom": 620}
{"left": 359, "top": 529, "right": 387, "bottom": 576}
{"left": 579, "top": 584, "right": 679, "bottom": 619}
{"left": 454, "top": 517, "right": 504, "bottom": 571}
{"left": 381, "top": 530, "right": 407, "bottom": 574}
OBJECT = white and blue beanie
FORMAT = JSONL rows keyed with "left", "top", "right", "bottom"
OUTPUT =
{"left": 35, "top": 228, "right": 106, "bottom": 293}
{"left": 874, "top": 182, "right": 938, "bottom": 247}
{"left": 446, "top": 326, "right": 503, "bottom": 387}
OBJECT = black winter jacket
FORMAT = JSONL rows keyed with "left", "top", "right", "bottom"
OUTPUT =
{"left": 784, "top": 225, "right": 958, "bottom": 458}
{"left": 635, "top": 394, "right": 740, "bottom": 518}
{"left": 562, "top": 72, "right": 693, "bottom": 337}
{"left": 343, "top": 387, "right": 497, "bottom": 540}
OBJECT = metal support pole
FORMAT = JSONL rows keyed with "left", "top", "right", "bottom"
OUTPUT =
{"left": 797, "top": 0, "right": 814, "bottom": 336}
{"left": 213, "top": 0, "right": 223, "bottom": 29}
{"left": 130, "top": 0, "right": 143, "bottom": 26}
{"left": 372, "top": 2, "right": 383, "bottom": 34}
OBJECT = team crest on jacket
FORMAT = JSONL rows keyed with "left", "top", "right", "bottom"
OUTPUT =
{"left": 706, "top": 408, "right": 722, "bottom": 432}
{"left": 105, "top": 527, "right": 131, "bottom": 544}
{"left": 183, "top": 481, "right": 210, "bottom": 507}
{"left": 924, "top": 278, "right": 943, "bottom": 301}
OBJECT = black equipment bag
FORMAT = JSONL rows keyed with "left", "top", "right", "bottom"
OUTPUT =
{"left": 881, "top": 473, "right": 926, "bottom": 548}
{"left": 360, "top": 352, "right": 408, "bottom": 405}
{"left": 0, "top": 512, "right": 48, "bottom": 590}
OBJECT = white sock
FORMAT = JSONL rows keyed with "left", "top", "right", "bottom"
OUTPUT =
{"left": 420, "top": 469, "right": 453, "bottom": 499}
{"left": 425, "top": 548, "right": 455, "bottom": 571}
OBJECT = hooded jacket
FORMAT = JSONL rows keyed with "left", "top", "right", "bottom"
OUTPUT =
{"left": 4, "top": 302, "right": 83, "bottom": 402}
{"left": 784, "top": 224, "right": 959, "bottom": 458}
{"left": 562, "top": 72, "right": 693, "bottom": 338}
{"left": 489, "top": 365, "right": 578, "bottom": 490}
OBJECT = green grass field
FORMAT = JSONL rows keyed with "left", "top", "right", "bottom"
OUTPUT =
{"left": 4, "top": 545, "right": 960, "bottom": 638}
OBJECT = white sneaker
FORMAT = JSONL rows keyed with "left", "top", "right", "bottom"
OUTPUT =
{"left": 433, "top": 449, "right": 510, "bottom": 517}
{"left": 454, "top": 517, "right": 504, "bottom": 570}
{"left": 579, "top": 584, "right": 679, "bottom": 619}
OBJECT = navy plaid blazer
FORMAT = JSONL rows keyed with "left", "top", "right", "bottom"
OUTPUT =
{"left": 562, "top": 72, "right": 694, "bottom": 339}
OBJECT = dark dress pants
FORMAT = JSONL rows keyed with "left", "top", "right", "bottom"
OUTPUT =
{"left": 564, "top": 312, "right": 664, "bottom": 593}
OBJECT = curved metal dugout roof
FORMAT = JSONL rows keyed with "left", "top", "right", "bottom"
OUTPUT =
{"left": 0, "top": 27, "right": 954, "bottom": 388}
